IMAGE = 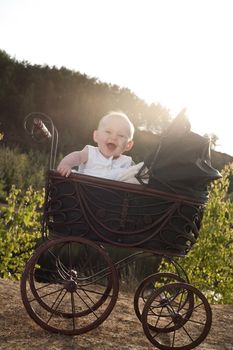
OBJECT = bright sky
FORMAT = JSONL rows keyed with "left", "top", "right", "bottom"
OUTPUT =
{"left": 0, "top": 0, "right": 232, "bottom": 156}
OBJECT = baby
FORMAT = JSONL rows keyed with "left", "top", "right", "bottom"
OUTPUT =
{"left": 57, "top": 111, "right": 138, "bottom": 181}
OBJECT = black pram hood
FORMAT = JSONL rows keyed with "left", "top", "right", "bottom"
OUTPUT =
{"left": 139, "top": 111, "right": 222, "bottom": 203}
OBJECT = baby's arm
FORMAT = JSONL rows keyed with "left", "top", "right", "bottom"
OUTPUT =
{"left": 57, "top": 146, "right": 88, "bottom": 177}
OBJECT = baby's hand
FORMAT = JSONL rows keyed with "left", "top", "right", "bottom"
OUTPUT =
{"left": 57, "top": 164, "right": 72, "bottom": 177}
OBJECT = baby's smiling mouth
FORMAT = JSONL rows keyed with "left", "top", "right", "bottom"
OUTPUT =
{"left": 106, "top": 143, "right": 117, "bottom": 151}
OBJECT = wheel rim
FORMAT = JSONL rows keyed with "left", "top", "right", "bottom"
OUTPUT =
{"left": 21, "top": 236, "right": 119, "bottom": 335}
{"left": 134, "top": 272, "right": 187, "bottom": 328}
{"left": 141, "top": 282, "right": 212, "bottom": 350}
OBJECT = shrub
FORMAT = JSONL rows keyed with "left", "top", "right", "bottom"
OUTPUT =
{"left": 0, "top": 146, "right": 46, "bottom": 195}
{"left": 0, "top": 185, "right": 44, "bottom": 279}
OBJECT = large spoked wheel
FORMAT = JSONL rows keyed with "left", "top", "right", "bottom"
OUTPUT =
{"left": 21, "top": 236, "right": 119, "bottom": 335}
{"left": 134, "top": 272, "right": 187, "bottom": 326}
{"left": 141, "top": 282, "right": 212, "bottom": 350}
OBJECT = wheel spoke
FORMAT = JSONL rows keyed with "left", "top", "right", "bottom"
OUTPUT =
{"left": 172, "top": 329, "right": 176, "bottom": 347}
{"left": 142, "top": 282, "right": 212, "bottom": 349}
{"left": 181, "top": 324, "right": 195, "bottom": 342}
{"left": 75, "top": 290, "right": 99, "bottom": 319}
{"left": 21, "top": 236, "right": 119, "bottom": 335}
{"left": 71, "top": 292, "right": 76, "bottom": 330}
{"left": 134, "top": 272, "right": 185, "bottom": 328}
{"left": 46, "top": 289, "right": 67, "bottom": 324}
{"left": 28, "top": 286, "right": 65, "bottom": 303}
{"left": 77, "top": 285, "right": 112, "bottom": 298}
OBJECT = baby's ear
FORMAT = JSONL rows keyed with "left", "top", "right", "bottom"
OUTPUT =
{"left": 125, "top": 140, "right": 134, "bottom": 151}
{"left": 93, "top": 130, "right": 98, "bottom": 143}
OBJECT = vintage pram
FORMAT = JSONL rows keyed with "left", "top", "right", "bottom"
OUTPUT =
{"left": 21, "top": 112, "right": 222, "bottom": 350}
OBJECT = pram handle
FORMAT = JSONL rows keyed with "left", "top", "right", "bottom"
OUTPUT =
{"left": 32, "top": 118, "right": 52, "bottom": 140}
{"left": 24, "top": 112, "right": 58, "bottom": 170}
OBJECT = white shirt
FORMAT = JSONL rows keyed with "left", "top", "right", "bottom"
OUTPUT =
{"left": 77, "top": 145, "right": 133, "bottom": 180}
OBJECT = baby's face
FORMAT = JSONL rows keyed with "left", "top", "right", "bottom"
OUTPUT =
{"left": 93, "top": 118, "right": 133, "bottom": 158}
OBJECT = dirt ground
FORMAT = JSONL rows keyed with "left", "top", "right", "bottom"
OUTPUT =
{"left": 0, "top": 278, "right": 232, "bottom": 350}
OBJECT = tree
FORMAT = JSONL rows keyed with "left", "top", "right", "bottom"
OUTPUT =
{"left": 0, "top": 49, "right": 171, "bottom": 154}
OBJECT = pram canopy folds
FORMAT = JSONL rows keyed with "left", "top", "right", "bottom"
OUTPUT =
{"left": 140, "top": 112, "right": 222, "bottom": 202}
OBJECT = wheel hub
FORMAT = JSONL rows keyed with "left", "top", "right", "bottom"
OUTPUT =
{"left": 70, "top": 269, "right": 78, "bottom": 278}
{"left": 172, "top": 312, "right": 183, "bottom": 325}
{"left": 159, "top": 298, "right": 169, "bottom": 307}
{"left": 65, "top": 280, "right": 78, "bottom": 293}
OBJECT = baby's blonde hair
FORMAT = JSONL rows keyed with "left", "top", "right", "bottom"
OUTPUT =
{"left": 98, "top": 111, "right": 135, "bottom": 140}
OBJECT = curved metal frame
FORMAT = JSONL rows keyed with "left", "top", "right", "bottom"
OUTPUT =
{"left": 24, "top": 112, "right": 59, "bottom": 238}
{"left": 45, "top": 171, "right": 204, "bottom": 255}
{"left": 24, "top": 112, "right": 58, "bottom": 170}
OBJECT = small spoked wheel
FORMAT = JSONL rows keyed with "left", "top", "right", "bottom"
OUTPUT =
{"left": 21, "top": 236, "right": 119, "bottom": 335}
{"left": 134, "top": 272, "right": 187, "bottom": 326}
{"left": 141, "top": 282, "right": 212, "bottom": 350}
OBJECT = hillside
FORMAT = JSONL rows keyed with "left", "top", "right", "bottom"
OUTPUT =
{"left": 2, "top": 50, "right": 233, "bottom": 172}
{"left": 0, "top": 278, "right": 232, "bottom": 350}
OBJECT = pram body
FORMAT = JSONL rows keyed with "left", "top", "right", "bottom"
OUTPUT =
{"left": 21, "top": 113, "right": 221, "bottom": 350}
